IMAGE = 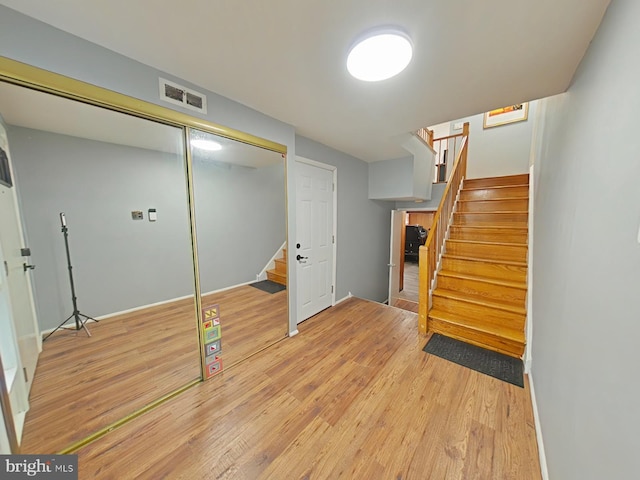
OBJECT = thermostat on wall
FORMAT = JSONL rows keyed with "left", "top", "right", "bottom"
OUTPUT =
{"left": 149, "top": 208, "right": 157, "bottom": 222}
{"left": 131, "top": 211, "right": 143, "bottom": 220}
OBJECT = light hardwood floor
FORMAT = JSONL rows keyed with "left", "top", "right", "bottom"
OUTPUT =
{"left": 76, "top": 298, "right": 541, "bottom": 479}
{"left": 394, "top": 261, "right": 419, "bottom": 313}
{"left": 202, "top": 285, "right": 288, "bottom": 368}
{"left": 21, "top": 285, "right": 287, "bottom": 453}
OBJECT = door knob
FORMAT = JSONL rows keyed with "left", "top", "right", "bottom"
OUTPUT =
{"left": 296, "top": 254, "right": 308, "bottom": 261}
{"left": 23, "top": 263, "right": 36, "bottom": 272}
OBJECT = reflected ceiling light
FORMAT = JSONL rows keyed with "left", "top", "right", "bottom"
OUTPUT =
{"left": 347, "top": 27, "right": 413, "bottom": 82}
{"left": 191, "top": 139, "right": 222, "bottom": 151}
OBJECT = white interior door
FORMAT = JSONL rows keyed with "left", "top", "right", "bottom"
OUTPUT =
{"left": 295, "top": 160, "right": 334, "bottom": 323}
{"left": 0, "top": 123, "right": 40, "bottom": 442}
{"left": 388, "top": 210, "right": 404, "bottom": 306}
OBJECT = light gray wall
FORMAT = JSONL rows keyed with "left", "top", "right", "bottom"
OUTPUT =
{"left": 8, "top": 127, "right": 194, "bottom": 331}
{"left": 530, "top": 1, "right": 640, "bottom": 479}
{"left": 296, "top": 136, "right": 392, "bottom": 302}
{"left": 451, "top": 101, "right": 537, "bottom": 179}
{"left": 411, "top": 141, "right": 431, "bottom": 199}
{"left": 192, "top": 158, "right": 285, "bottom": 293}
{"left": 368, "top": 156, "right": 414, "bottom": 200}
{"left": 395, "top": 183, "right": 446, "bottom": 210}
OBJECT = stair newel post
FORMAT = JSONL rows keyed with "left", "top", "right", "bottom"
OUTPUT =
{"left": 418, "top": 244, "right": 429, "bottom": 335}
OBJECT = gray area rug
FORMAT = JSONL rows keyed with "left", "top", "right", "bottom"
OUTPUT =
{"left": 423, "top": 333, "right": 524, "bottom": 387}
{"left": 250, "top": 280, "right": 286, "bottom": 294}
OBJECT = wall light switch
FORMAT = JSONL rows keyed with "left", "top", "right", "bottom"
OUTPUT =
{"left": 149, "top": 208, "right": 157, "bottom": 222}
{"left": 453, "top": 122, "right": 464, "bottom": 131}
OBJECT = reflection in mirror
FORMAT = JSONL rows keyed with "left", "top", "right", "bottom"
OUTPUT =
{"left": 190, "top": 129, "right": 287, "bottom": 369}
{"left": 0, "top": 82, "right": 201, "bottom": 453}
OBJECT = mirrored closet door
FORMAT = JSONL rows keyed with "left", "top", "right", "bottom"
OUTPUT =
{"left": 190, "top": 129, "right": 288, "bottom": 369}
{"left": 0, "top": 81, "right": 202, "bottom": 453}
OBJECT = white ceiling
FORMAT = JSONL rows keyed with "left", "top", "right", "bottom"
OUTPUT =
{"left": 0, "top": 0, "right": 610, "bottom": 162}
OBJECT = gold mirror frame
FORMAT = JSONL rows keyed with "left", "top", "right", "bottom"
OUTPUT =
{"left": 0, "top": 56, "right": 287, "bottom": 454}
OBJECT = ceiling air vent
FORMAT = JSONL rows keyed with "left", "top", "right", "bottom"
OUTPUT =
{"left": 159, "top": 78, "right": 207, "bottom": 114}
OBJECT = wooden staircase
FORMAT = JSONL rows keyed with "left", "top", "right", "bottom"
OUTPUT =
{"left": 267, "top": 248, "right": 287, "bottom": 286}
{"left": 428, "top": 173, "right": 529, "bottom": 357}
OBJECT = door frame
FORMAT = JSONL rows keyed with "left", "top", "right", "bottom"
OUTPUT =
{"left": 388, "top": 209, "right": 406, "bottom": 307}
{"left": 390, "top": 207, "right": 437, "bottom": 303}
{"left": 294, "top": 156, "right": 337, "bottom": 320}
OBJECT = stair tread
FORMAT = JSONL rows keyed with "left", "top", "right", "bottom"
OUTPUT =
{"left": 275, "top": 258, "right": 286, "bottom": 264}
{"left": 450, "top": 225, "right": 528, "bottom": 231}
{"left": 462, "top": 183, "right": 529, "bottom": 192}
{"left": 454, "top": 211, "right": 528, "bottom": 215}
{"left": 443, "top": 254, "right": 528, "bottom": 267}
{"left": 267, "top": 269, "right": 287, "bottom": 286}
{"left": 438, "top": 270, "right": 527, "bottom": 289}
{"left": 465, "top": 173, "right": 529, "bottom": 181}
{"left": 458, "top": 197, "right": 529, "bottom": 202}
{"left": 433, "top": 288, "right": 526, "bottom": 314}
{"left": 429, "top": 309, "right": 525, "bottom": 343}
{"left": 447, "top": 239, "right": 528, "bottom": 247}
{"left": 267, "top": 269, "right": 286, "bottom": 278}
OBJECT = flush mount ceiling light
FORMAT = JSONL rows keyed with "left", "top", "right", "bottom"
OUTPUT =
{"left": 191, "top": 139, "right": 222, "bottom": 151}
{"left": 347, "top": 27, "right": 413, "bottom": 82}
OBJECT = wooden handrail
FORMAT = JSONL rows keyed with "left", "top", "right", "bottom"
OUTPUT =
{"left": 418, "top": 122, "right": 469, "bottom": 335}
{"left": 432, "top": 132, "right": 464, "bottom": 142}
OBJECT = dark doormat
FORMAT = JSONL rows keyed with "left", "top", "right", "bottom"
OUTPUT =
{"left": 250, "top": 280, "right": 286, "bottom": 294}
{"left": 423, "top": 333, "right": 524, "bottom": 387}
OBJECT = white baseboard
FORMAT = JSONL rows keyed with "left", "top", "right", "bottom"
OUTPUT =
{"left": 201, "top": 280, "right": 256, "bottom": 298}
{"left": 288, "top": 329, "right": 299, "bottom": 337}
{"left": 334, "top": 292, "right": 353, "bottom": 306}
{"left": 41, "top": 279, "right": 258, "bottom": 336}
{"left": 528, "top": 373, "right": 549, "bottom": 480}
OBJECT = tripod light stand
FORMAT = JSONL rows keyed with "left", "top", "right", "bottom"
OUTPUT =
{"left": 43, "top": 213, "right": 98, "bottom": 341}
